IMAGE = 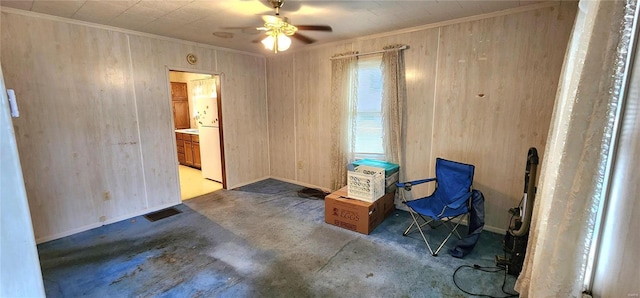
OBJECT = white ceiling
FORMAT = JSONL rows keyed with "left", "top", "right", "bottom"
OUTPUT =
{"left": 0, "top": 0, "right": 549, "bottom": 54}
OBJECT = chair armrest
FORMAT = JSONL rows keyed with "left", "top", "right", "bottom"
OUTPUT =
{"left": 396, "top": 178, "right": 436, "bottom": 191}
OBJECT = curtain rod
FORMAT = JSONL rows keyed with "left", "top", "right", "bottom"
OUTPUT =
{"left": 330, "top": 45, "right": 408, "bottom": 60}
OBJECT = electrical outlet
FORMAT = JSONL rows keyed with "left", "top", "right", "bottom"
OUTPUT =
{"left": 103, "top": 191, "right": 111, "bottom": 200}
{"left": 297, "top": 161, "right": 303, "bottom": 170}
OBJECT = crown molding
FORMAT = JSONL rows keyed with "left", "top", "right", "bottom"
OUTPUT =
{"left": 0, "top": 6, "right": 266, "bottom": 58}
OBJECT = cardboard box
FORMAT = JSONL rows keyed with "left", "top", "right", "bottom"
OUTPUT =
{"left": 325, "top": 186, "right": 395, "bottom": 235}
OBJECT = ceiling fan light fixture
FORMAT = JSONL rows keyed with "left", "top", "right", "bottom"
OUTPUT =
{"left": 261, "top": 35, "right": 275, "bottom": 51}
{"left": 276, "top": 33, "right": 291, "bottom": 51}
{"left": 256, "top": 0, "right": 329, "bottom": 53}
{"left": 262, "top": 30, "right": 291, "bottom": 53}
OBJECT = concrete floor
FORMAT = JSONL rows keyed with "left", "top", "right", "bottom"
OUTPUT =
{"left": 38, "top": 179, "right": 517, "bottom": 297}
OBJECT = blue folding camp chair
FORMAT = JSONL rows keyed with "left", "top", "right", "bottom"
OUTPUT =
{"left": 396, "top": 158, "right": 475, "bottom": 256}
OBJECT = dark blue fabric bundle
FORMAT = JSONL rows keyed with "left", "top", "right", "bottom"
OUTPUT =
{"left": 449, "top": 189, "right": 485, "bottom": 258}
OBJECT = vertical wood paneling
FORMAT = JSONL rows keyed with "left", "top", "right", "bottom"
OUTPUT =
{"left": 293, "top": 50, "right": 328, "bottom": 186}
{"left": 293, "top": 43, "right": 353, "bottom": 188}
{"left": 266, "top": 3, "right": 576, "bottom": 230}
{"left": 127, "top": 35, "right": 215, "bottom": 208}
{"left": 1, "top": 11, "right": 270, "bottom": 241}
{"left": 434, "top": 4, "right": 576, "bottom": 228}
{"left": 216, "top": 51, "right": 269, "bottom": 188}
{"left": 1, "top": 2, "right": 577, "bottom": 241}
{"left": 0, "top": 13, "right": 145, "bottom": 239}
{"left": 266, "top": 54, "right": 296, "bottom": 180}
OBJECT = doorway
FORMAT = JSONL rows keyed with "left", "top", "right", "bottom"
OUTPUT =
{"left": 168, "top": 70, "right": 225, "bottom": 200}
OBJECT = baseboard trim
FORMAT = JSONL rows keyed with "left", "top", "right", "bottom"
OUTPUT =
{"left": 35, "top": 202, "right": 180, "bottom": 244}
{"left": 227, "top": 176, "right": 272, "bottom": 190}
{"left": 268, "top": 176, "right": 332, "bottom": 193}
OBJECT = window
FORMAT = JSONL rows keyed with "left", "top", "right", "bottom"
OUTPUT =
{"left": 353, "top": 56, "right": 384, "bottom": 160}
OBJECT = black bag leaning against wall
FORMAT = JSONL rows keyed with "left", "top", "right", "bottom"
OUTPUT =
{"left": 496, "top": 147, "right": 539, "bottom": 276}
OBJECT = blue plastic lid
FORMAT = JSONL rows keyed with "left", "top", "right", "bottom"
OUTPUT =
{"left": 352, "top": 159, "right": 399, "bottom": 174}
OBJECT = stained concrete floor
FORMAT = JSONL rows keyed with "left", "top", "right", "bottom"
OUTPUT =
{"left": 38, "top": 179, "right": 517, "bottom": 297}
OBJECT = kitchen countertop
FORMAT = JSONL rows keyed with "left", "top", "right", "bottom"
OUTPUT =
{"left": 175, "top": 129, "right": 199, "bottom": 135}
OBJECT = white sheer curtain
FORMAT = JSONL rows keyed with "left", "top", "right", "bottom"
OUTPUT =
{"left": 192, "top": 78, "right": 216, "bottom": 99}
{"left": 515, "top": 0, "right": 633, "bottom": 296}
{"left": 191, "top": 78, "right": 216, "bottom": 119}
{"left": 329, "top": 52, "right": 358, "bottom": 190}
{"left": 381, "top": 45, "right": 407, "bottom": 171}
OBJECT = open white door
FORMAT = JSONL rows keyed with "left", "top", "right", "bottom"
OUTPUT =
{"left": 0, "top": 64, "right": 45, "bottom": 296}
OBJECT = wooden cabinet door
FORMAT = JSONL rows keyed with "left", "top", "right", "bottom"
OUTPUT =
{"left": 171, "top": 82, "right": 187, "bottom": 98}
{"left": 192, "top": 142, "right": 201, "bottom": 169}
{"left": 173, "top": 101, "right": 190, "bottom": 129}
{"left": 171, "top": 82, "right": 189, "bottom": 129}
{"left": 176, "top": 133, "right": 186, "bottom": 165}
{"left": 177, "top": 151, "right": 186, "bottom": 165}
{"left": 184, "top": 140, "right": 193, "bottom": 166}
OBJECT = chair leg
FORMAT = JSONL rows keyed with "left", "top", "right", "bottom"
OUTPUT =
{"left": 403, "top": 211, "right": 434, "bottom": 236}
{"left": 442, "top": 220, "right": 463, "bottom": 240}
{"left": 433, "top": 217, "right": 464, "bottom": 256}
{"left": 403, "top": 221, "right": 433, "bottom": 236}
{"left": 402, "top": 209, "right": 434, "bottom": 255}
{"left": 452, "top": 213, "right": 469, "bottom": 239}
{"left": 405, "top": 209, "right": 435, "bottom": 255}
{"left": 452, "top": 214, "right": 467, "bottom": 239}
{"left": 402, "top": 220, "right": 415, "bottom": 236}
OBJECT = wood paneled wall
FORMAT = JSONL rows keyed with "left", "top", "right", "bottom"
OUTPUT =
{"left": 0, "top": 12, "right": 269, "bottom": 242}
{"left": 266, "top": 3, "right": 577, "bottom": 230}
{"left": 216, "top": 51, "right": 269, "bottom": 188}
{"left": 266, "top": 55, "right": 296, "bottom": 180}
{"left": 433, "top": 5, "right": 574, "bottom": 229}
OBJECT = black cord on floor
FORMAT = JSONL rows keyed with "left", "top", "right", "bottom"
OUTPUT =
{"left": 453, "top": 192, "right": 526, "bottom": 297}
{"left": 452, "top": 264, "right": 519, "bottom": 298}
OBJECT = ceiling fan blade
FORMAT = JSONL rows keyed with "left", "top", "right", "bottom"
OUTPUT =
{"left": 294, "top": 25, "right": 333, "bottom": 32}
{"left": 292, "top": 33, "right": 315, "bottom": 44}
{"left": 221, "top": 26, "right": 263, "bottom": 35}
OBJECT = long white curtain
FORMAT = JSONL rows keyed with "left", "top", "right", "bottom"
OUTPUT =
{"left": 515, "top": 0, "right": 633, "bottom": 296}
{"left": 329, "top": 52, "right": 358, "bottom": 190}
{"left": 381, "top": 45, "right": 407, "bottom": 170}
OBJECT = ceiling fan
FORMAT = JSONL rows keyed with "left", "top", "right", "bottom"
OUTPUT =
{"left": 256, "top": 0, "right": 332, "bottom": 53}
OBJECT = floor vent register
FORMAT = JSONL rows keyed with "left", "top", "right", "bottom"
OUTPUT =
{"left": 143, "top": 207, "right": 182, "bottom": 222}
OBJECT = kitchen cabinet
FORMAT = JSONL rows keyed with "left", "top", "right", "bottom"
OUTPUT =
{"left": 184, "top": 138, "right": 193, "bottom": 166}
{"left": 192, "top": 142, "right": 201, "bottom": 169}
{"left": 191, "top": 134, "right": 201, "bottom": 169}
{"left": 171, "top": 82, "right": 190, "bottom": 129}
{"left": 173, "top": 101, "right": 190, "bottom": 129}
{"left": 176, "top": 132, "right": 200, "bottom": 169}
{"left": 171, "top": 82, "right": 187, "bottom": 97}
{"left": 176, "top": 133, "right": 186, "bottom": 165}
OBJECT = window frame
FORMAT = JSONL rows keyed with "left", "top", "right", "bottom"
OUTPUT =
{"left": 352, "top": 55, "right": 385, "bottom": 160}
